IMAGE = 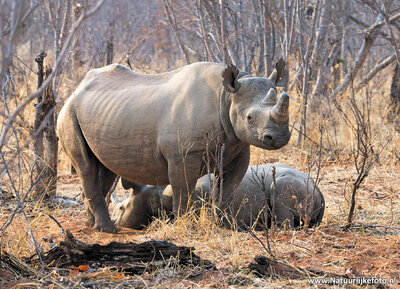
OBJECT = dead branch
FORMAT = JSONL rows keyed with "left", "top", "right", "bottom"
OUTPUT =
{"left": 330, "top": 11, "right": 400, "bottom": 101}
{"left": 348, "top": 15, "right": 388, "bottom": 37}
{"left": 356, "top": 54, "right": 396, "bottom": 92}
{"left": 0, "top": 250, "right": 38, "bottom": 278}
{"left": 242, "top": 220, "right": 274, "bottom": 259}
{"left": 161, "top": 0, "right": 191, "bottom": 64}
{"left": 46, "top": 214, "right": 66, "bottom": 237}
{"left": 249, "top": 255, "right": 346, "bottom": 279}
{"left": 381, "top": 5, "right": 400, "bottom": 66}
{"left": 270, "top": 166, "right": 276, "bottom": 232}
{"left": 332, "top": 223, "right": 400, "bottom": 235}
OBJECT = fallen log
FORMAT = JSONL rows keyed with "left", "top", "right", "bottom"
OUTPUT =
{"left": 0, "top": 250, "right": 38, "bottom": 277}
{"left": 250, "top": 255, "right": 347, "bottom": 279}
{"left": 249, "top": 255, "right": 392, "bottom": 288}
{"left": 26, "top": 229, "right": 214, "bottom": 274}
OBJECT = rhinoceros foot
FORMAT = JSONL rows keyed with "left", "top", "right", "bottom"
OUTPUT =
{"left": 85, "top": 212, "right": 95, "bottom": 227}
{"left": 93, "top": 220, "right": 117, "bottom": 233}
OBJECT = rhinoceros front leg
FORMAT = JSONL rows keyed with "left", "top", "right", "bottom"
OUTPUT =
{"left": 167, "top": 153, "right": 202, "bottom": 217}
{"left": 217, "top": 146, "right": 250, "bottom": 228}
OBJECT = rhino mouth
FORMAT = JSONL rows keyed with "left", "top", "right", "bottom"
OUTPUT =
{"left": 254, "top": 131, "right": 291, "bottom": 150}
{"left": 111, "top": 206, "right": 125, "bottom": 225}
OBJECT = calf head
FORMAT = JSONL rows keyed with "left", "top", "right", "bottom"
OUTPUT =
{"left": 222, "top": 59, "right": 291, "bottom": 150}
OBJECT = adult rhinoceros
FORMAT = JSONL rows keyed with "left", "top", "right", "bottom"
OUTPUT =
{"left": 57, "top": 61, "right": 291, "bottom": 232}
{"left": 111, "top": 165, "right": 325, "bottom": 230}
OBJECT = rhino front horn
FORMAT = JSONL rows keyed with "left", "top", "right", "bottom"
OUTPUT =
{"left": 272, "top": 93, "right": 289, "bottom": 122}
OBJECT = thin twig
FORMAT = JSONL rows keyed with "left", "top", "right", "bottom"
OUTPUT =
{"left": 0, "top": 0, "right": 106, "bottom": 150}
{"left": 242, "top": 220, "right": 274, "bottom": 259}
{"left": 46, "top": 214, "right": 66, "bottom": 237}
{"left": 106, "top": 176, "right": 120, "bottom": 207}
{"left": 330, "top": 224, "right": 400, "bottom": 235}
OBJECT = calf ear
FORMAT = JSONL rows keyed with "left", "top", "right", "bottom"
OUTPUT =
{"left": 222, "top": 64, "right": 241, "bottom": 93}
{"left": 268, "top": 58, "right": 288, "bottom": 88}
{"left": 121, "top": 178, "right": 145, "bottom": 193}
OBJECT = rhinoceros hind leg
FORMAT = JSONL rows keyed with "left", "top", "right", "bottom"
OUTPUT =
{"left": 85, "top": 163, "right": 117, "bottom": 232}
{"left": 59, "top": 117, "right": 116, "bottom": 232}
{"left": 98, "top": 164, "right": 118, "bottom": 198}
{"left": 75, "top": 160, "right": 116, "bottom": 232}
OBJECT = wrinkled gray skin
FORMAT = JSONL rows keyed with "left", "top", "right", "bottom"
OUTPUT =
{"left": 57, "top": 61, "right": 291, "bottom": 232}
{"left": 111, "top": 165, "right": 325, "bottom": 230}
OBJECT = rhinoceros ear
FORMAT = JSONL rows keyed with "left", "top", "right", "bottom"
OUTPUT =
{"left": 268, "top": 58, "right": 288, "bottom": 89}
{"left": 121, "top": 178, "right": 145, "bottom": 193}
{"left": 222, "top": 64, "right": 241, "bottom": 93}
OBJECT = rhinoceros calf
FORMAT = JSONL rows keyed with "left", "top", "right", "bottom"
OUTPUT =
{"left": 111, "top": 165, "right": 325, "bottom": 230}
{"left": 57, "top": 61, "right": 291, "bottom": 232}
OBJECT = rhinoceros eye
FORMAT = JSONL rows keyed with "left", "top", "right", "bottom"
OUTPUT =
{"left": 246, "top": 113, "right": 255, "bottom": 126}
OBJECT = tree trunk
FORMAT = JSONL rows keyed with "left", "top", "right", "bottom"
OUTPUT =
{"left": 308, "top": 0, "right": 332, "bottom": 110}
{"left": 0, "top": 0, "right": 23, "bottom": 85}
{"left": 195, "top": 0, "right": 215, "bottom": 62}
{"left": 33, "top": 51, "right": 46, "bottom": 198}
{"left": 252, "top": 0, "right": 264, "bottom": 74}
{"left": 262, "top": 0, "right": 273, "bottom": 75}
{"left": 297, "top": 0, "right": 320, "bottom": 147}
{"left": 106, "top": 20, "right": 114, "bottom": 65}
{"left": 219, "top": 0, "right": 232, "bottom": 64}
{"left": 72, "top": 0, "right": 82, "bottom": 84}
{"left": 340, "top": 0, "right": 350, "bottom": 77}
{"left": 389, "top": 62, "right": 400, "bottom": 125}
{"left": 43, "top": 66, "right": 58, "bottom": 198}
{"left": 162, "top": 0, "right": 190, "bottom": 64}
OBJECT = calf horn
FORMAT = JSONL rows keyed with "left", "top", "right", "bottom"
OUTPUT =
{"left": 111, "top": 193, "right": 122, "bottom": 205}
{"left": 271, "top": 93, "right": 289, "bottom": 122}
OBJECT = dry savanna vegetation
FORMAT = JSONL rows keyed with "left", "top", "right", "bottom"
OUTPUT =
{"left": 1, "top": 0, "right": 400, "bottom": 288}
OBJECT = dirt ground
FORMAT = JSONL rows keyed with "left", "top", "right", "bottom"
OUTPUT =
{"left": 1, "top": 145, "right": 400, "bottom": 288}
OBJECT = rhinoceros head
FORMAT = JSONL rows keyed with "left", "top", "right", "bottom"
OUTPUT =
{"left": 222, "top": 59, "right": 291, "bottom": 150}
{"left": 110, "top": 191, "right": 152, "bottom": 229}
{"left": 110, "top": 181, "right": 169, "bottom": 229}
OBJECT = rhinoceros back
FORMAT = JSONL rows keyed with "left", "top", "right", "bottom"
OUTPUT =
{"left": 58, "top": 63, "right": 226, "bottom": 185}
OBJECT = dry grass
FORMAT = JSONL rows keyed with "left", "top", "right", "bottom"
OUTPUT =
{"left": 1, "top": 138, "right": 399, "bottom": 288}
{"left": 1, "top": 66, "right": 400, "bottom": 288}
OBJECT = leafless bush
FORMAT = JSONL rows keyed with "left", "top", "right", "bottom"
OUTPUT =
{"left": 0, "top": 0, "right": 106, "bottom": 274}
{"left": 344, "top": 91, "right": 377, "bottom": 230}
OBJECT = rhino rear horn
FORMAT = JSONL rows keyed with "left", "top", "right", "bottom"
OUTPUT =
{"left": 222, "top": 64, "right": 241, "bottom": 93}
{"left": 272, "top": 93, "right": 289, "bottom": 122}
{"left": 261, "top": 88, "right": 277, "bottom": 106}
{"left": 268, "top": 58, "right": 288, "bottom": 89}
